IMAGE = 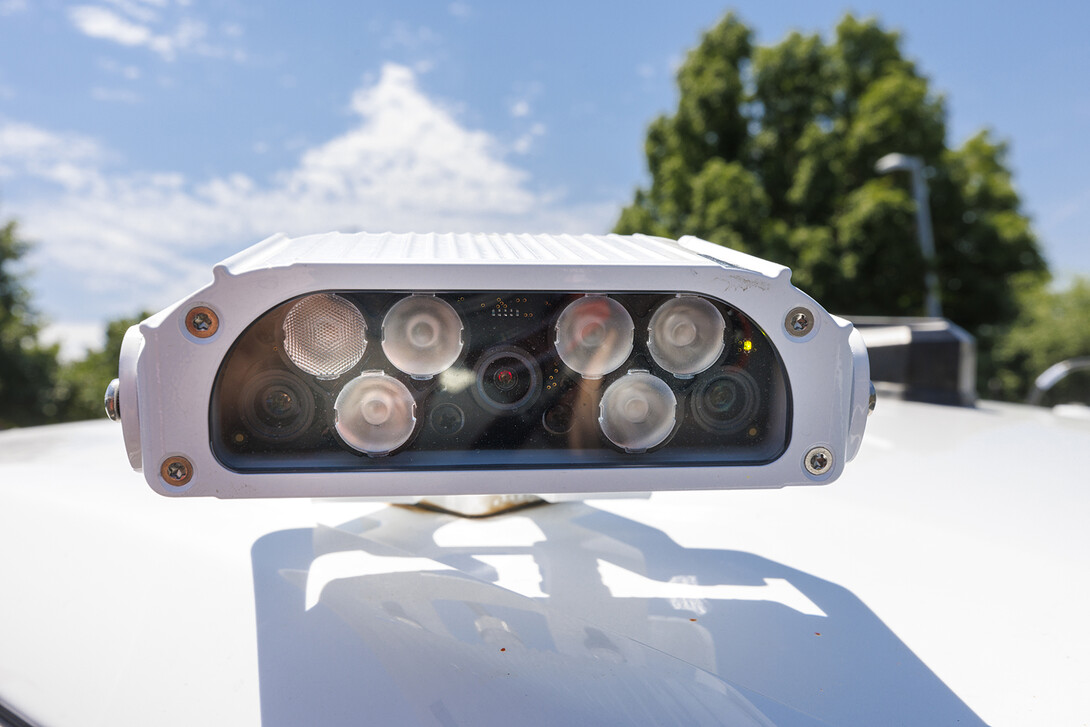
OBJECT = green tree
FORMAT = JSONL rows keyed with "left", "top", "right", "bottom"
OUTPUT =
{"left": 992, "top": 279, "right": 1090, "bottom": 404}
{"left": 0, "top": 218, "right": 61, "bottom": 428}
{"left": 53, "top": 312, "right": 148, "bottom": 421}
{"left": 616, "top": 14, "right": 1047, "bottom": 393}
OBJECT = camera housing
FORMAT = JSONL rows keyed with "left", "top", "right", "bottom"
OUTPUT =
{"left": 112, "top": 232, "right": 870, "bottom": 498}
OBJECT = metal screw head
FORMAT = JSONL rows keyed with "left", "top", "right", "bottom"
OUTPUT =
{"left": 104, "top": 378, "right": 121, "bottom": 421}
{"left": 186, "top": 306, "right": 219, "bottom": 338}
{"left": 785, "top": 307, "right": 814, "bottom": 337}
{"left": 160, "top": 456, "right": 193, "bottom": 486}
{"left": 805, "top": 446, "right": 833, "bottom": 476}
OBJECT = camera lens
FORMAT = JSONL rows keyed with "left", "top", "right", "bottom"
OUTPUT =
{"left": 474, "top": 347, "right": 541, "bottom": 412}
{"left": 430, "top": 403, "right": 465, "bottom": 435}
{"left": 692, "top": 366, "right": 760, "bottom": 433}
{"left": 240, "top": 371, "right": 316, "bottom": 440}
{"left": 543, "top": 404, "right": 574, "bottom": 435}
{"left": 493, "top": 367, "right": 518, "bottom": 391}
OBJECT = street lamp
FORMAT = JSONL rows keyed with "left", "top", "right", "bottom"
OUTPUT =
{"left": 875, "top": 153, "right": 943, "bottom": 318}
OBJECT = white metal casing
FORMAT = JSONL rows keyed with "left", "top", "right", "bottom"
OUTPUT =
{"left": 118, "top": 232, "right": 869, "bottom": 498}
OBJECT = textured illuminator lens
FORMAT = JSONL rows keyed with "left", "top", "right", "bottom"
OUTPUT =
{"left": 283, "top": 294, "right": 366, "bottom": 379}
{"left": 648, "top": 296, "right": 727, "bottom": 377}
{"left": 599, "top": 372, "right": 677, "bottom": 452}
{"left": 382, "top": 296, "right": 464, "bottom": 378}
{"left": 555, "top": 296, "right": 634, "bottom": 378}
{"left": 334, "top": 372, "right": 417, "bottom": 455}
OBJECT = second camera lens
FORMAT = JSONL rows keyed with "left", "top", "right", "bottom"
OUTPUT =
{"left": 475, "top": 347, "right": 541, "bottom": 412}
{"left": 240, "top": 371, "right": 316, "bottom": 440}
{"left": 691, "top": 367, "right": 760, "bottom": 433}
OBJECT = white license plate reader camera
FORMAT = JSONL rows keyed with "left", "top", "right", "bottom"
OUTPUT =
{"left": 109, "top": 232, "right": 870, "bottom": 498}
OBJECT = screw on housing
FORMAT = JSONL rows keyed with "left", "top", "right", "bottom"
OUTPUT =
{"left": 185, "top": 306, "right": 219, "bottom": 338}
{"left": 804, "top": 446, "right": 832, "bottom": 475}
{"left": 785, "top": 307, "right": 814, "bottom": 337}
{"left": 160, "top": 456, "right": 193, "bottom": 486}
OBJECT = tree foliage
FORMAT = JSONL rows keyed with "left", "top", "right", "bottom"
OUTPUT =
{"left": 616, "top": 14, "right": 1047, "bottom": 379}
{"left": 992, "top": 279, "right": 1090, "bottom": 404}
{"left": 0, "top": 218, "right": 60, "bottom": 428}
{"left": 54, "top": 312, "right": 148, "bottom": 422}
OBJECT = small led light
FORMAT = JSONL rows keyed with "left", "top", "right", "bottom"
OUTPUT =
{"left": 599, "top": 371, "right": 677, "bottom": 452}
{"left": 382, "top": 296, "right": 464, "bottom": 378}
{"left": 743, "top": 339, "right": 753, "bottom": 353}
{"left": 334, "top": 372, "right": 417, "bottom": 455}
{"left": 648, "top": 296, "right": 727, "bottom": 377}
{"left": 555, "top": 296, "right": 634, "bottom": 378}
{"left": 283, "top": 294, "right": 366, "bottom": 379}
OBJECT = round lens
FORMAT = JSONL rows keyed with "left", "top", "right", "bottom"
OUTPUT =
{"left": 599, "top": 372, "right": 677, "bottom": 452}
{"left": 542, "top": 404, "right": 574, "bottom": 435}
{"left": 691, "top": 366, "right": 760, "bottom": 433}
{"left": 263, "top": 389, "right": 296, "bottom": 418}
{"left": 240, "top": 371, "right": 316, "bottom": 441}
{"left": 382, "top": 296, "right": 464, "bottom": 378}
{"left": 648, "top": 296, "right": 727, "bottom": 377}
{"left": 429, "top": 403, "right": 465, "bottom": 435}
{"left": 474, "top": 347, "right": 541, "bottom": 412}
{"left": 283, "top": 293, "right": 367, "bottom": 380}
{"left": 555, "top": 296, "right": 634, "bottom": 378}
{"left": 494, "top": 368, "right": 517, "bottom": 391}
{"left": 334, "top": 372, "right": 417, "bottom": 455}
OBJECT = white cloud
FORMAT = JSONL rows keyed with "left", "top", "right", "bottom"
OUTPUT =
{"left": 0, "top": 122, "right": 105, "bottom": 188}
{"left": 448, "top": 2, "right": 470, "bottom": 18}
{"left": 101, "top": 0, "right": 159, "bottom": 24}
{"left": 2, "top": 64, "right": 617, "bottom": 334}
{"left": 67, "top": 3, "right": 243, "bottom": 61}
{"left": 99, "top": 58, "right": 142, "bottom": 80}
{"left": 69, "top": 6, "right": 154, "bottom": 48}
{"left": 380, "top": 22, "right": 438, "bottom": 52}
{"left": 513, "top": 122, "right": 546, "bottom": 154}
{"left": 0, "top": 0, "right": 27, "bottom": 16}
{"left": 90, "top": 86, "right": 141, "bottom": 103}
{"left": 40, "top": 322, "right": 106, "bottom": 362}
{"left": 510, "top": 100, "right": 530, "bottom": 118}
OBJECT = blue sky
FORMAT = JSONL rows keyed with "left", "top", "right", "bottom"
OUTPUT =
{"left": 1, "top": 0, "right": 1087, "bottom": 357}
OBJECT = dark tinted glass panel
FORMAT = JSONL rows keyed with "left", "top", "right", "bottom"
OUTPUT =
{"left": 210, "top": 291, "right": 791, "bottom": 473}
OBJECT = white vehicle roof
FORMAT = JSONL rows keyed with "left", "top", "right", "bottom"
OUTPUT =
{"left": 0, "top": 398, "right": 1087, "bottom": 725}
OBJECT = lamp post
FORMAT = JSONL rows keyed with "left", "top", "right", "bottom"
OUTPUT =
{"left": 875, "top": 153, "right": 943, "bottom": 318}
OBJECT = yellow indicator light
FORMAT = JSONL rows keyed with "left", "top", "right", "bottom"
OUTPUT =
{"left": 743, "top": 339, "right": 753, "bottom": 353}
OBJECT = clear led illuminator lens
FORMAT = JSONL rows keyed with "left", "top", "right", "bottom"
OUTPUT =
{"left": 382, "top": 296, "right": 464, "bottom": 378}
{"left": 555, "top": 296, "right": 634, "bottom": 378}
{"left": 599, "top": 371, "right": 677, "bottom": 452}
{"left": 334, "top": 372, "right": 417, "bottom": 455}
{"left": 283, "top": 293, "right": 366, "bottom": 379}
{"left": 648, "top": 296, "right": 727, "bottom": 377}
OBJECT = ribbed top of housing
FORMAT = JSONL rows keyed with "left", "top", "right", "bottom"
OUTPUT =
{"left": 219, "top": 232, "right": 716, "bottom": 274}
